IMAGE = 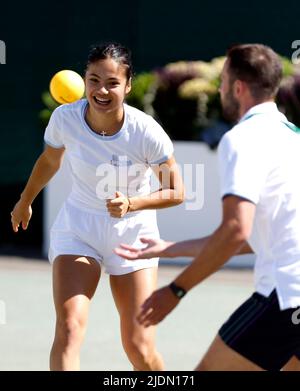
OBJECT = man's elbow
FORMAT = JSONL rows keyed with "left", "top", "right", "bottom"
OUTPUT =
{"left": 233, "top": 231, "right": 249, "bottom": 248}
{"left": 225, "top": 221, "right": 251, "bottom": 247}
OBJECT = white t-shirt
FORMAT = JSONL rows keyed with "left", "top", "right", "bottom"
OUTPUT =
{"left": 218, "top": 102, "right": 300, "bottom": 310}
{"left": 44, "top": 99, "right": 174, "bottom": 212}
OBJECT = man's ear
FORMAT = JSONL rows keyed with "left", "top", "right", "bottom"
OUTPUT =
{"left": 233, "top": 79, "right": 244, "bottom": 98}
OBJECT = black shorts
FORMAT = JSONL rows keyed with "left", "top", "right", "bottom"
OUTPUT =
{"left": 219, "top": 289, "right": 300, "bottom": 370}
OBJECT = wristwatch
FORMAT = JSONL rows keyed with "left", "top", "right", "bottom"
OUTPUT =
{"left": 169, "top": 282, "right": 187, "bottom": 299}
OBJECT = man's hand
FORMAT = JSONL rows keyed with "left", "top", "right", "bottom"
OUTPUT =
{"left": 137, "top": 286, "right": 180, "bottom": 327}
{"left": 106, "top": 191, "right": 130, "bottom": 218}
{"left": 114, "top": 237, "right": 175, "bottom": 260}
{"left": 11, "top": 200, "right": 32, "bottom": 233}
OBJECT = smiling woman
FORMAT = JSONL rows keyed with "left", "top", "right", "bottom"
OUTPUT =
{"left": 84, "top": 44, "right": 133, "bottom": 136}
{"left": 10, "top": 42, "right": 185, "bottom": 371}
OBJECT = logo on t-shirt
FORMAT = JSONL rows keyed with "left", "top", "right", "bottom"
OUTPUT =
{"left": 110, "top": 155, "right": 132, "bottom": 167}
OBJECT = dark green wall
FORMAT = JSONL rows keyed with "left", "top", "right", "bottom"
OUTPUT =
{"left": 1, "top": 0, "right": 299, "bottom": 183}
{"left": 137, "top": 1, "right": 299, "bottom": 68}
{"left": 0, "top": 0, "right": 299, "bottom": 248}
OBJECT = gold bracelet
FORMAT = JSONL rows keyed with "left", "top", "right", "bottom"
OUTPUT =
{"left": 127, "top": 197, "right": 131, "bottom": 213}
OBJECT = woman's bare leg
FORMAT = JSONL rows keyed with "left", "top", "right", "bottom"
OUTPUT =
{"left": 110, "top": 267, "right": 164, "bottom": 371}
{"left": 50, "top": 255, "right": 101, "bottom": 371}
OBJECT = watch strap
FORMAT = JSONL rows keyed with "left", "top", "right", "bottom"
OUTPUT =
{"left": 169, "top": 282, "right": 187, "bottom": 299}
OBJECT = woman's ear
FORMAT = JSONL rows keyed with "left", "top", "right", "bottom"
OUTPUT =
{"left": 125, "top": 77, "right": 132, "bottom": 94}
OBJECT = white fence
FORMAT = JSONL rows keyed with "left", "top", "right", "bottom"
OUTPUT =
{"left": 44, "top": 141, "right": 254, "bottom": 267}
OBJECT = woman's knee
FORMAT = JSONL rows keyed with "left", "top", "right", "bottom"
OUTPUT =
{"left": 55, "top": 316, "right": 87, "bottom": 347}
{"left": 123, "top": 335, "right": 155, "bottom": 367}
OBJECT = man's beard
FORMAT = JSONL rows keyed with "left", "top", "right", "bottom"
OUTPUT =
{"left": 221, "top": 87, "right": 240, "bottom": 123}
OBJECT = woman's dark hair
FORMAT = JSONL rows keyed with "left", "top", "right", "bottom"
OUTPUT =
{"left": 85, "top": 42, "right": 133, "bottom": 80}
{"left": 227, "top": 44, "right": 283, "bottom": 100}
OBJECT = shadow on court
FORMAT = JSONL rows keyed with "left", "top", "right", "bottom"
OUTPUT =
{"left": 0, "top": 256, "right": 253, "bottom": 371}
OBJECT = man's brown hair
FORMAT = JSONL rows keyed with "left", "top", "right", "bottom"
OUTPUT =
{"left": 227, "top": 44, "right": 283, "bottom": 100}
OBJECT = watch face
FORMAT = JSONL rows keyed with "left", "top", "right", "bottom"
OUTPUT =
{"left": 169, "top": 282, "right": 186, "bottom": 299}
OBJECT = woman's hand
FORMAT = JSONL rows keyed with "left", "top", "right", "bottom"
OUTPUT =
{"left": 10, "top": 200, "right": 32, "bottom": 233}
{"left": 106, "top": 191, "right": 130, "bottom": 218}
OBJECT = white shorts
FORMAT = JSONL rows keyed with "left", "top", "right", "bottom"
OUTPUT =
{"left": 48, "top": 199, "right": 160, "bottom": 275}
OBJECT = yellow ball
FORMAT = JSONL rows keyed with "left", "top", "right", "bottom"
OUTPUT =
{"left": 49, "top": 70, "right": 85, "bottom": 104}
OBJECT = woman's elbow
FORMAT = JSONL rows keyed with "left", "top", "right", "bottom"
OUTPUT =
{"left": 173, "top": 187, "right": 185, "bottom": 205}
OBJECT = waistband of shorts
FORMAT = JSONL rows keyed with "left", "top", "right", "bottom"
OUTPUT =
{"left": 65, "top": 197, "right": 156, "bottom": 218}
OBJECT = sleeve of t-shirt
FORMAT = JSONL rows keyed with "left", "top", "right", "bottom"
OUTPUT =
{"left": 44, "top": 107, "right": 65, "bottom": 148}
{"left": 218, "top": 132, "right": 269, "bottom": 204}
{"left": 144, "top": 117, "right": 174, "bottom": 165}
